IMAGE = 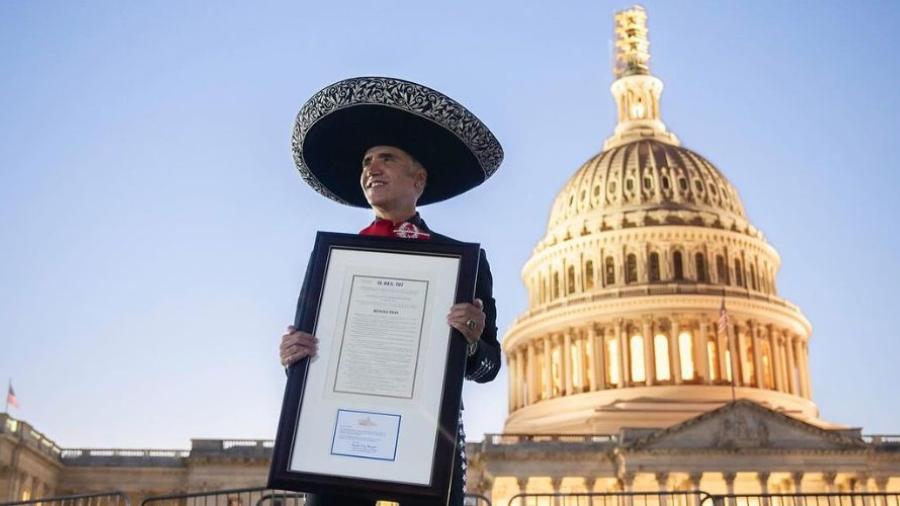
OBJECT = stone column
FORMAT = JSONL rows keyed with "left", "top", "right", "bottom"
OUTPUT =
{"left": 670, "top": 318, "right": 683, "bottom": 384}
{"left": 717, "top": 321, "right": 729, "bottom": 383}
{"left": 621, "top": 472, "right": 636, "bottom": 506}
{"left": 526, "top": 342, "right": 537, "bottom": 404}
{"left": 790, "top": 472, "right": 804, "bottom": 493}
{"left": 543, "top": 335, "right": 553, "bottom": 399}
{"left": 768, "top": 326, "right": 783, "bottom": 392}
{"left": 516, "top": 346, "right": 527, "bottom": 408}
{"left": 617, "top": 320, "right": 628, "bottom": 387}
{"left": 550, "top": 476, "right": 563, "bottom": 506}
{"left": 757, "top": 472, "right": 771, "bottom": 506}
{"left": 698, "top": 319, "right": 710, "bottom": 383}
{"left": 598, "top": 326, "right": 609, "bottom": 389}
{"left": 563, "top": 331, "right": 573, "bottom": 395}
{"left": 785, "top": 334, "right": 798, "bottom": 395}
{"left": 508, "top": 351, "right": 517, "bottom": 411}
{"left": 576, "top": 328, "right": 586, "bottom": 392}
{"left": 727, "top": 321, "right": 741, "bottom": 386}
{"left": 792, "top": 337, "right": 806, "bottom": 398}
{"left": 687, "top": 473, "right": 704, "bottom": 506}
{"left": 822, "top": 472, "right": 838, "bottom": 493}
{"left": 588, "top": 325, "right": 602, "bottom": 390}
{"left": 515, "top": 476, "right": 529, "bottom": 506}
{"left": 723, "top": 472, "right": 737, "bottom": 498}
{"left": 656, "top": 472, "right": 671, "bottom": 506}
{"left": 750, "top": 321, "right": 764, "bottom": 388}
{"left": 643, "top": 318, "right": 655, "bottom": 385}
{"left": 801, "top": 340, "right": 813, "bottom": 398}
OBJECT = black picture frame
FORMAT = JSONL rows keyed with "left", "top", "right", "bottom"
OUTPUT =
{"left": 268, "top": 231, "right": 480, "bottom": 504}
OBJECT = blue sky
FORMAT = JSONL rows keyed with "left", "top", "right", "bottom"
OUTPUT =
{"left": 2, "top": 0, "right": 899, "bottom": 448}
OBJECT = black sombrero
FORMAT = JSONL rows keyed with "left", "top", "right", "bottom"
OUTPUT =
{"left": 291, "top": 76, "right": 503, "bottom": 207}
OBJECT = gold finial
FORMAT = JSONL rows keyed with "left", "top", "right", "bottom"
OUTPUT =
{"left": 614, "top": 5, "right": 650, "bottom": 78}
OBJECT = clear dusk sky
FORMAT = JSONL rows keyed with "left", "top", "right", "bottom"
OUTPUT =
{"left": 2, "top": 0, "right": 900, "bottom": 449}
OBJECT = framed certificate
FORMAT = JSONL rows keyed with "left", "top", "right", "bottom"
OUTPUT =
{"left": 267, "top": 231, "right": 480, "bottom": 504}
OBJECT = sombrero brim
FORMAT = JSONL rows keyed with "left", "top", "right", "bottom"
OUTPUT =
{"left": 292, "top": 77, "right": 503, "bottom": 207}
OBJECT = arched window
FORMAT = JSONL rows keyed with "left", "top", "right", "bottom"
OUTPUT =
{"left": 607, "top": 338, "right": 620, "bottom": 386}
{"left": 749, "top": 263, "right": 758, "bottom": 290}
{"left": 695, "top": 253, "right": 708, "bottom": 283}
{"left": 630, "top": 335, "right": 645, "bottom": 382}
{"left": 716, "top": 255, "right": 728, "bottom": 285}
{"left": 734, "top": 259, "right": 744, "bottom": 287}
{"left": 654, "top": 334, "right": 670, "bottom": 381}
{"left": 567, "top": 265, "right": 576, "bottom": 295}
{"left": 679, "top": 331, "right": 695, "bottom": 380}
{"left": 605, "top": 257, "right": 616, "bottom": 286}
{"left": 625, "top": 254, "right": 638, "bottom": 284}
{"left": 552, "top": 272, "right": 560, "bottom": 299}
{"left": 673, "top": 251, "right": 684, "bottom": 280}
{"left": 648, "top": 252, "right": 661, "bottom": 282}
{"left": 585, "top": 261, "right": 595, "bottom": 290}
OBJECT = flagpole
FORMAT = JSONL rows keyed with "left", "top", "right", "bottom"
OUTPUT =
{"left": 4, "top": 378, "right": 9, "bottom": 414}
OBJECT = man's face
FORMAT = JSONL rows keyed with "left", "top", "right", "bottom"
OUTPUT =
{"left": 360, "top": 145, "right": 426, "bottom": 210}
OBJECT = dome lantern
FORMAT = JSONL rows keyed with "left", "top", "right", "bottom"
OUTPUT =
{"left": 605, "top": 5, "right": 679, "bottom": 150}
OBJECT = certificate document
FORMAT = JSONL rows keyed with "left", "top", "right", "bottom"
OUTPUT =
{"left": 269, "top": 232, "right": 479, "bottom": 503}
{"left": 333, "top": 276, "right": 429, "bottom": 399}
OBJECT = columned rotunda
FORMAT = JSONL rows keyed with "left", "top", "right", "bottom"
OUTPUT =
{"left": 465, "top": 6, "right": 900, "bottom": 506}
{"left": 503, "top": 5, "right": 817, "bottom": 434}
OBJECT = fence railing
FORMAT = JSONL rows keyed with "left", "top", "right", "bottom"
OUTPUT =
{"left": 0, "top": 491, "right": 131, "bottom": 506}
{"left": 700, "top": 494, "right": 900, "bottom": 506}
{"left": 140, "top": 487, "right": 303, "bottom": 506}
{"left": 507, "top": 491, "right": 707, "bottom": 506}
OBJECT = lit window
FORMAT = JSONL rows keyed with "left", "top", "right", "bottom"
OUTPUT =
{"left": 605, "top": 257, "right": 616, "bottom": 285}
{"left": 724, "top": 350, "right": 733, "bottom": 381}
{"left": 630, "top": 335, "right": 645, "bottom": 382}
{"left": 585, "top": 261, "right": 595, "bottom": 290}
{"left": 679, "top": 331, "right": 694, "bottom": 380}
{"left": 571, "top": 341, "right": 583, "bottom": 388}
{"left": 654, "top": 334, "right": 670, "bottom": 381}
{"left": 607, "top": 339, "right": 620, "bottom": 385}
{"left": 567, "top": 265, "right": 576, "bottom": 295}
{"left": 707, "top": 339, "right": 719, "bottom": 381}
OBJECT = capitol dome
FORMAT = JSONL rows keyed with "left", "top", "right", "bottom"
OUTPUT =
{"left": 545, "top": 140, "right": 750, "bottom": 242}
{"left": 502, "top": 6, "right": 821, "bottom": 434}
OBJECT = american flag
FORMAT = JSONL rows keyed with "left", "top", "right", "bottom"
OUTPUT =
{"left": 717, "top": 299, "right": 730, "bottom": 335}
{"left": 6, "top": 383, "right": 18, "bottom": 409}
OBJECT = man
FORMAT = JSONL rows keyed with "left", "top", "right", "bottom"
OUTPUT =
{"left": 279, "top": 77, "right": 504, "bottom": 506}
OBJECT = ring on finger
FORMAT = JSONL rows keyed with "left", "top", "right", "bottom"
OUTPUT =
{"left": 466, "top": 319, "right": 477, "bottom": 330}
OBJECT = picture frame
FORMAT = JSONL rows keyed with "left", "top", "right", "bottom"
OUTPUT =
{"left": 268, "top": 231, "right": 481, "bottom": 504}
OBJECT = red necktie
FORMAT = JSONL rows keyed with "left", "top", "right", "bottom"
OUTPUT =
{"left": 359, "top": 218, "right": 431, "bottom": 240}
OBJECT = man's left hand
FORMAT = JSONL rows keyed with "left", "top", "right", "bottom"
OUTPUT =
{"left": 447, "top": 298, "right": 485, "bottom": 345}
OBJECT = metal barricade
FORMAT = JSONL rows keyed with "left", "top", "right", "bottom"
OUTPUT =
{"left": 507, "top": 491, "right": 708, "bottom": 506}
{"left": 700, "top": 494, "right": 900, "bottom": 506}
{"left": 140, "top": 486, "right": 490, "bottom": 506}
{"left": 0, "top": 491, "right": 131, "bottom": 506}
{"left": 140, "top": 488, "right": 304, "bottom": 506}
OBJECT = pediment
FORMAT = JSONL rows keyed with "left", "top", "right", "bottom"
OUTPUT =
{"left": 624, "top": 400, "right": 864, "bottom": 451}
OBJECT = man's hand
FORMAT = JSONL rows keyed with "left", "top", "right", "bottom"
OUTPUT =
{"left": 280, "top": 326, "right": 318, "bottom": 367}
{"left": 447, "top": 298, "right": 486, "bottom": 345}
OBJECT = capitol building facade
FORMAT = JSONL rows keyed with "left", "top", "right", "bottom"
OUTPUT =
{"left": 2, "top": 6, "right": 899, "bottom": 506}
